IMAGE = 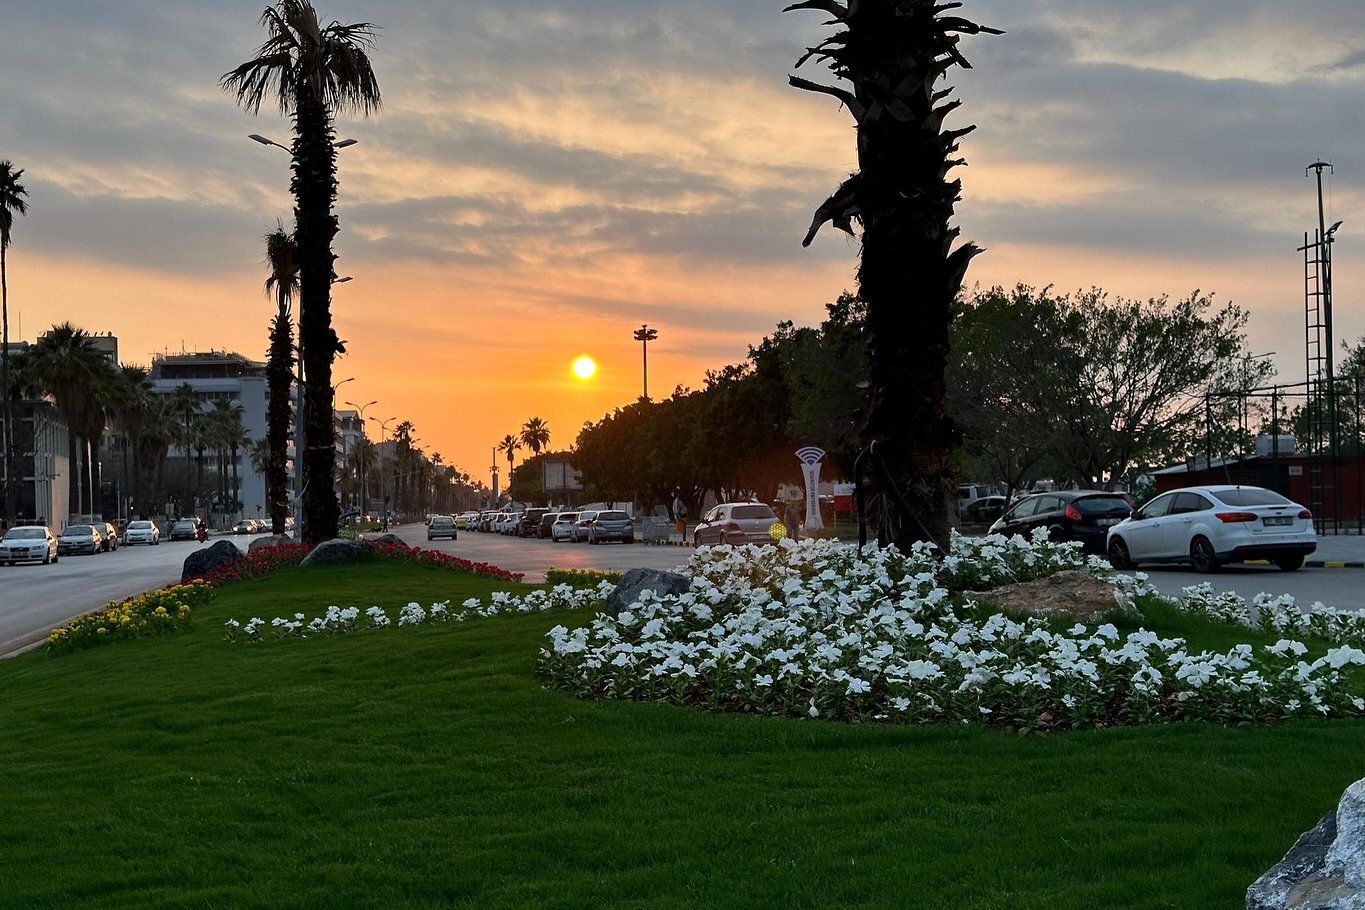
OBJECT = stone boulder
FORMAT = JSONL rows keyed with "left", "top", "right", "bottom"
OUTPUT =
{"left": 1248, "top": 778, "right": 1365, "bottom": 909}
{"left": 248, "top": 534, "right": 295, "bottom": 554}
{"left": 977, "top": 570, "right": 1137, "bottom": 620}
{"left": 299, "top": 538, "right": 368, "bottom": 567}
{"left": 605, "top": 568, "right": 692, "bottom": 619}
{"left": 364, "top": 533, "right": 409, "bottom": 549}
{"left": 181, "top": 539, "right": 245, "bottom": 582}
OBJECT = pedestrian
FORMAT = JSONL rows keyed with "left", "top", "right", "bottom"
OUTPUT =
{"left": 783, "top": 498, "right": 803, "bottom": 542}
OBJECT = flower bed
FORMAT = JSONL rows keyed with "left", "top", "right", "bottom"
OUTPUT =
{"left": 191, "top": 540, "right": 523, "bottom": 586}
{"left": 47, "top": 580, "right": 213, "bottom": 655}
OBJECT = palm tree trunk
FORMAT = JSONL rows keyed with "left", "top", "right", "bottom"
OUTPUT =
{"left": 1, "top": 243, "right": 14, "bottom": 524}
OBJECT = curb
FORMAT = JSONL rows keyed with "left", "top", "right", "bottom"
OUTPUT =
{"left": 1243, "top": 558, "right": 1365, "bottom": 569}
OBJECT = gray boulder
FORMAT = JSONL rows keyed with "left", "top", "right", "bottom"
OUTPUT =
{"left": 181, "top": 539, "right": 245, "bottom": 582}
{"left": 248, "top": 534, "right": 295, "bottom": 554}
{"left": 1248, "top": 777, "right": 1365, "bottom": 909}
{"left": 299, "top": 538, "right": 368, "bottom": 567}
{"left": 364, "top": 533, "right": 409, "bottom": 549}
{"left": 605, "top": 568, "right": 691, "bottom": 619}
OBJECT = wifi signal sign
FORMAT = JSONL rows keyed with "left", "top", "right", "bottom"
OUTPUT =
{"left": 795, "top": 446, "right": 826, "bottom": 465}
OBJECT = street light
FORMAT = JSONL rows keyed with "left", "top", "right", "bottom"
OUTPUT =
{"left": 633, "top": 324, "right": 658, "bottom": 400}
{"left": 346, "top": 399, "right": 378, "bottom": 517}
{"left": 249, "top": 133, "right": 357, "bottom": 153}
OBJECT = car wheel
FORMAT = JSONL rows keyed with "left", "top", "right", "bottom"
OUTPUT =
{"left": 1275, "top": 553, "right": 1305, "bottom": 572}
{"left": 1107, "top": 536, "right": 1135, "bottom": 570}
{"left": 1189, "top": 536, "right": 1219, "bottom": 573}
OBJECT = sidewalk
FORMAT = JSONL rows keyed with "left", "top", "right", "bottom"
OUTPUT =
{"left": 1303, "top": 531, "right": 1365, "bottom": 568}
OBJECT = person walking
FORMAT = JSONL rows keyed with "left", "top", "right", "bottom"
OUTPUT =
{"left": 783, "top": 497, "right": 803, "bottom": 542}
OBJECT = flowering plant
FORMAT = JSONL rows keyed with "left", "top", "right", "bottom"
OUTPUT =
{"left": 48, "top": 580, "right": 213, "bottom": 655}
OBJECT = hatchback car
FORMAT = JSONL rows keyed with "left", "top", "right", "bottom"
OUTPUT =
{"left": 427, "top": 515, "right": 458, "bottom": 540}
{"left": 585, "top": 510, "right": 635, "bottom": 544}
{"left": 988, "top": 491, "right": 1133, "bottom": 555}
{"left": 123, "top": 519, "right": 160, "bottom": 545}
{"left": 58, "top": 524, "right": 103, "bottom": 556}
{"left": 1, "top": 526, "right": 59, "bottom": 565}
{"left": 550, "top": 512, "right": 580, "bottom": 542}
{"left": 1106, "top": 485, "right": 1316, "bottom": 573}
{"left": 693, "top": 502, "right": 780, "bottom": 547}
{"left": 570, "top": 510, "right": 600, "bottom": 543}
{"left": 961, "top": 495, "right": 1008, "bottom": 524}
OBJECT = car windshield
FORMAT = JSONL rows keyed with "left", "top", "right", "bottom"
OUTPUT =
{"left": 174, "top": 520, "right": 197, "bottom": 529}
{"left": 4, "top": 528, "right": 45, "bottom": 539}
{"left": 432, "top": 518, "right": 452, "bottom": 525}
{"left": 1074, "top": 496, "right": 1132, "bottom": 515}
{"left": 129, "top": 521, "right": 152, "bottom": 530}
{"left": 1214, "top": 488, "right": 1291, "bottom": 507}
{"left": 64, "top": 525, "right": 92, "bottom": 535}
{"left": 597, "top": 511, "right": 629, "bottom": 521}
{"left": 732, "top": 505, "right": 776, "bottom": 520}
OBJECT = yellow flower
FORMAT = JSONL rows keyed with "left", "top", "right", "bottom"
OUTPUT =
{"left": 97, "top": 628, "right": 107, "bottom": 635}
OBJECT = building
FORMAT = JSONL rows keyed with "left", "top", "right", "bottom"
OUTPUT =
{"left": 5, "top": 399, "right": 71, "bottom": 528}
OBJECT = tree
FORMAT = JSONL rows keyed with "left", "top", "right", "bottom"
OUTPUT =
{"left": 0, "top": 160, "right": 28, "bottom": 523}
{"left": 263, "top": 222, "right": 299, "bottom": 534}
{"left": 520, "top": 417, "right": 550, "bottom": 457}
{"left": 223, "top": 0, "right": 381, "bottom": 545}
{"left": 109, "top": 365, "right": 157, "bottom": 520}
{"left": 788, "top": 0, "right": 1000, "bottom": 551}
{"left": 168, "top": 383, "right": 202, "bottom": 497}
{"left": 498, "top": 434, "right": 521, "bottom": 502}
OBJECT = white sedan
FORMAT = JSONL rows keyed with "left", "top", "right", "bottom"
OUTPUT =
{"left": 1, "top": 526, "right": 60, "bottom": 565}
{"left": 123, "top": 520, "right": 161, "bottom": 545}
{"left": 1106, "top": 485, "right": 1316, "bottom": 573}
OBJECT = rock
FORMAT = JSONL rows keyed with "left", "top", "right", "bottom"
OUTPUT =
{"left": 364, "top": 533, "right": 409, "bottom": 549}
{"left": 299, "top": 538, "right": 368, "bottom": 567}
{"left": 977, "top": 570, "right": 1137, "bottom": 620}
{"left": 1248, "top": 778, "right": 1365, "bottom": 909}
{"left": 181, "top": 539, "right": 245, "bottom": 582}
{"left": 605, "top": 568, "right": 692, "bottom": 619}
{"left": 248, "top": 534, "right": 295, "bottom": 554}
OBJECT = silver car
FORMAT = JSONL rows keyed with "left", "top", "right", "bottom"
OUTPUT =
{"left": 586, "top": 510, "right": 634, "bottom": 544}
{"left": 57, "top": 524, "right": 103, "bottom": 556}
{"left": 693, "top": 502, "right": 779, "bottom": 546}
{"left": 1, "top": 526, "right": 59, "bottom": 565}
{"left": 550, "top": 512, "right": 579, "bottom": 542}
{"left": 123, "top": 519, "right": 161, "bottom": 545}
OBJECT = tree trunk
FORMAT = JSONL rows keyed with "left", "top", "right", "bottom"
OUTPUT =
{"left": 1, "top": 244, "right": 15, "bottom": 525}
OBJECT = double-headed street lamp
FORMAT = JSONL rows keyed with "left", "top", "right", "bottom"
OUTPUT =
{"left": 633, "top": 324, "right": 658, "bottom": 400}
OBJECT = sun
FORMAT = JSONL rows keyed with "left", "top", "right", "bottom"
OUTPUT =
{"left": 572, "top": 356, "right": 597, "bottom": 380}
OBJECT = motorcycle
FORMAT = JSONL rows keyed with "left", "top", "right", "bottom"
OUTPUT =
{"left": 196, "top": 526, "right": 208, "bottom": 543}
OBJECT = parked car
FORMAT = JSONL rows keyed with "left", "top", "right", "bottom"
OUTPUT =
{"left": 58, "top": 524, "right": 103, "bottom": 556}
{"left": 123, "top": 519, "right": 161, "bottom": 546}
{"left": 550, "top": 511, "right": 580, "bottom": 542}
{"left": 1, "top": 526, "right": 59, "bottom": 565}
{"left": 692, "top": 502, "right": 779, "bottom": 547}
{"left": 497, "top": 512, "right": 523, "bottom": 535}
{"left": 570, "top": 510, "right": 600, "bottom": 543}
{"left": 537, "top": 512, "right": 559, "bottom": 539}
{"left": 585, "top": 510, "right": 634, "bottom": 544}
{"left": 516, "top": 508, "right": 551, "bottom": 538}
{"left": 1106, "top": 485, "right": 1317, "bottom": 573}
{"left": 988, "top": 490, "right": 1133, "bottom": 555}
{"left": 168, "top": 519, "right": 200, "bottom": 541}
{"left": 961, "top": 495, "right": 1008, "bottom": 524}
{"left": 98, "top": 521, "right": 120, "bottom": 552}
{"left": 427, "top": 515, "right": 458, "bottom": 540}
{"left": 455, "top": 511, "right": 480, "bottom": 530}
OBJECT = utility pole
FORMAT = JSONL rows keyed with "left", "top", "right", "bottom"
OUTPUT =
{"left": 633, "top": 324, "right": 658, "bottom": 400}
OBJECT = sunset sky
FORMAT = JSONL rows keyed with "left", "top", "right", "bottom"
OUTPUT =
{"left": 2, "top": 1, "right": 1363, "bottom": 483}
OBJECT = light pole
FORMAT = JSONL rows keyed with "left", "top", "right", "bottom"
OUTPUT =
{"left": 371, "top": 416, "right": 396, "bottom": 530}
{"left": 346, "top": 399, "right": 377, "bottom": 517}
{"left": 633, "top": 324, "right": 658, "bottom": 400}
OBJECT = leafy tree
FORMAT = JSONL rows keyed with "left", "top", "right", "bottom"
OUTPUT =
{"left": 498, "top": 434, "right": 521, "bottom": 501}
{"left": 520, "top": 417, "right": 550, "bottom": 457}
{"left": 1, "top": 160, "right": 28, "bottom": 523}
{"left": 223, "top": 0, "right": 381, "bottom": 545}
{"left": 109, "top": 365, "right": 157, "bottom": 520}
{"left": 787, "top": 0, "right": 1000, "bottom": 551}
{"left": 263, "top": 222, "right": 299, "bottom": 533}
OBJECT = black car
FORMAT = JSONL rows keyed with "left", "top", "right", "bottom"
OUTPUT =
{"left": 537, "top": 512, "right": 559, "bottom": 539}
{"left": 987, "top": 490, "right": 1133, "bottom": 555}
{"left": 516, "top": 508, "right": 551, "bottom": 538}
{"left": 168, "top": 519, "right": 200, "bottom": 541}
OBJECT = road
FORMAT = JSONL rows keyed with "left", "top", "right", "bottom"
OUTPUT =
{"left": 5, "top": 526, "right": 1363, "bottom": 660}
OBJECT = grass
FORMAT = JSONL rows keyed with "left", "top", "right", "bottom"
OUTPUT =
{"left": 2, "top": 561, "right": 1361, "bottom": 909}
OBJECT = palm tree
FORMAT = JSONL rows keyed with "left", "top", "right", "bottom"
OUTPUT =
{"left": 210, "top": 400, "right": 248, "bottom": 526}
{"left": 498, "top": 434, "right": 521, "bottom": 503}
{"left": 347, "top": 435, "right": 376, "bottom": 518}
{"left": 223, "top": 0, "right": 381, "bottom": 546}
{"left": 110, "top": 365, "right": 156, "bottom": 521}
{"left": 520, "top": 417, "right": 550, "bottom": 457}
{"left": 168, "top": 383, "right": 202, "bottom": 495}
{"left": 1, "top": 161, "right": 29, "bottom": 523}
{"left": 263, "top": 222, "right": 299, "bottom": 534}
{"left": 787, "top": 0, "right": 1000, "bottom": 551}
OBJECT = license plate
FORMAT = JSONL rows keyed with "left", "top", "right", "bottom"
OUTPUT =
{"left": 1096, "top": 517, "right": 1121, "bottom": 526}
{"left": 1263, "top": 516, "right": 1293, "bottom": 527}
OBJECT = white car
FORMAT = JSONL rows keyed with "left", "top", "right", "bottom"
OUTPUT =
{"left": 1106, "top": 485, "right": 1316, "bottom": 573}
{"left": 1, "top": 526, "right": 60, "bottom": 565}
{"left": 123, "top": 520, "right": 161, "bottom": 545}
{"left": 550, "top": 512, "right": 580, "bottom": 542}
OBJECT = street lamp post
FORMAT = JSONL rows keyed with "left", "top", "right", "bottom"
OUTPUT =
{"left": 633, "top": 324, "right": 658, "bottom": 400}
{"left": 346, "top": 399, "right": 377, "bottom": 518}
{"left": 371, "top": 416, "right": 396, "bottom": 530}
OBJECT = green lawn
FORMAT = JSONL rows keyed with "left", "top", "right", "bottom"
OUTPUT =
{"left": 1, "top": 562, "right": 1360, "bottom": 909}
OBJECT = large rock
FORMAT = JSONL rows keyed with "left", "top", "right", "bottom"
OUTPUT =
{"left": 181, "top": 539, "right": 245, "bottom": 582}
{"left": 364, "top": 533, "right": 409, "bottom": 549}
{"left": 977, "top": 570, "right": 1137, "bottom": 620}
{"left": 605, "top": 568, "right": 692, "bottom": 619}
{"left": 248, "top": 534, "right": 295, "bottom": 554}
{"left": 299, "top": 538, "right": 367, "bottom": 566}
{"left": 1248, "top": 778, "right": 1365, "bottom": 909}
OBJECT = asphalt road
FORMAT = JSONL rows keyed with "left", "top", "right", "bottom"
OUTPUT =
{"left": 5, "top": 526, "right": 1363, "bottom": 660}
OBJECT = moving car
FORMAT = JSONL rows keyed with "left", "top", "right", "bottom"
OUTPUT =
{"left": 1, "top": 526, "right": 59, "bottom": 565}
{"left": 427, "top": 515, "right": 458, "bottom": 540}
{"left": 550, "top": 512, "right": 579, "bottom": 542}
{"left": 233, "top": 519, "right": 256, "bottom": 535}
{"left": 1106, "top": 484, "right": 1317, "bottom": 573}
{"left": 585, "top": 510, "right": 634, "bottom": 544}
{"left": 58, "top": 524, "right": 103, "bottom": 556}
{"left": 988, "top": 490, "right": 1133, "bottom": 555}
{"left": 123, "top": 519, "right": 160, "bottom": 545}
{"left": 692, "top": 502, "right": 779, "bottom": 547}
{"left": 169, "top": 519, "right": 200, "bottom": 541}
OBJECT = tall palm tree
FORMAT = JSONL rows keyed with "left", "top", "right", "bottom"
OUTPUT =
{"left": 263, "top": 222, "right": 299, "bottom": 534}
{"left": 0, "top": 161, "right": 28, "bottom": 523}
{"left": 787, "top": 0, "right": 1000, "bottom": 551}
{"left": 520, "top": 417, "right": 550, "bottom": 457}
{"left": 110, "top": 365, "right": 156, "bottom": 521}
{"left": 347, "top": 435, "right": 376, "bottom": 518}
{"left": 223, "top": 0, "right": 381, "bottom": 546}
{"left": 210, "top": 400, "right": 248, "bottom": 525}
{"left": 498, "top": 434, "right": 521, "bottom": 503}
{"left": 168, "top": 382, "right": 202, "bottom": 495}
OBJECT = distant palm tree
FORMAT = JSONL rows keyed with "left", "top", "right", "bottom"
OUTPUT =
{"left": 0, "top": 160, "right": 28, "bottom": 523}
{"left": 210, "top": 400, "right": 248, "bottom": 525}
{"left": 520, "top": 417, "right": 550, "bottom": 457}
{"left": 248, "top": 436, "right": 271, "bottom": 479}
{"left": 347, "top": 435, "right": 376, "bottom": 517}
{"left": 263, "top": 222, "right": 298, "bottom": 534}
{"left": 110, "top": 365, "right": 156, "bottom": 521}
{"left": 168, "top": 382, "right": 203, "bottom": 496}
{"left": 498, "top": 434, "right": 521, "bottom": 502}
{"left": 788, "top": 0, "right": 1000, "bottom": 551}
{"left": 223, "top": 0, "right": 381, "bottom": 546}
